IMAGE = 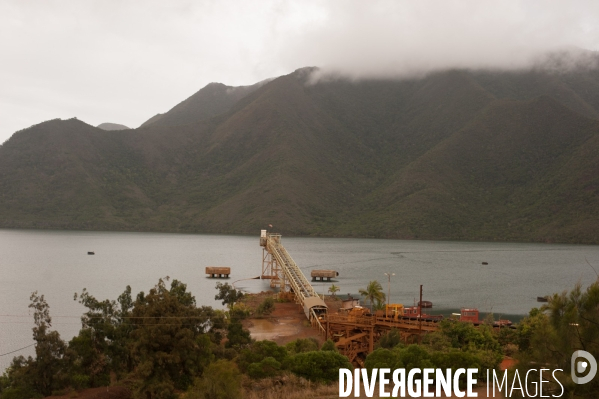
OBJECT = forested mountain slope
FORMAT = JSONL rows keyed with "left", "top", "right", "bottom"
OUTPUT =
{"left": 1, "top": 66, "right": 598, "bottom": 243}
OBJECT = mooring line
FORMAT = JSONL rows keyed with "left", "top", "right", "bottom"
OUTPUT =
{"left": 231, "top": 276, "right": 260, "bottom": 289}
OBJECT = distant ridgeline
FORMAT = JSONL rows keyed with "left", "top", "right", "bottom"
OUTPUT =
{"left": 1, "top": 62, "right": 599, "bottom": 243}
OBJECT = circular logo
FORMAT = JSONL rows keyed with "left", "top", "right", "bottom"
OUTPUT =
{"left": 571, "top": 350, "right": 597, "bottom": 385}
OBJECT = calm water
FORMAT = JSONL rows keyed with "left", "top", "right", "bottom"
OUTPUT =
{"left": 1, "top": 229, "right": 598, "bottom": 372}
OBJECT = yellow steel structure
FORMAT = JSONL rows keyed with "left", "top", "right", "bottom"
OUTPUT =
{"left": 260, "top": 230, "right": 327, "bottom": 333}
{"left": 326, "top": 312, "right": 439, "bottom": 366}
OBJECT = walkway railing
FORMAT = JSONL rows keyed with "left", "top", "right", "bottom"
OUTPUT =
{"left": 262, "top": 233, "right": 326, "bottom": 333}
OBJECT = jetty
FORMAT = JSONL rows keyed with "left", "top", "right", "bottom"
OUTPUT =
{"left": 260, "top": 230, "right": 327, "bottom": 333}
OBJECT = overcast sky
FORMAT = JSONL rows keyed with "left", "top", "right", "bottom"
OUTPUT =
{"left": 2, "top": 0, "right": 599, "bottom": 144}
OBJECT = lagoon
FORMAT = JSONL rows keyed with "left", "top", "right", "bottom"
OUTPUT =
{"left": 1, "top": 229, "right": 597, "bottom": 372}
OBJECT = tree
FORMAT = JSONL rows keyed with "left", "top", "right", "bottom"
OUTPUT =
{"left": 2, "top": 292, "right": 68, "bottom": 398}
{"left": 71, "top": 285, "right": 135, "bottom": 384}
{"left": 129, "top": 278, "right": 215, "bottom": 397}
{"left": 225, "top": 321, "right": 252, "bottom": 349}
{"left": 359, "top": 281, "right": 386, "bottom": 312}
{"left": 328, "top": 284, "right": 340, "bottom": 298}
{"left": 214, "top": 282, "right": 243, "bottom": 307}
{"left": 28, "top": 292, "right": 68, "bottom": 396}
{"left": 511, "top": 281, "right": 599, "bottom": 397}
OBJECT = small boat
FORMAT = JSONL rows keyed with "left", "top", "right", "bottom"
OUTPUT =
{"left": 482, "top": 262, "right": 489, "bottom": 265}
{"left": 87, "top": 251, "right": 95, "bottom": 255}
{"left": 537, "top": 296, "right": 549, "bottom": 302}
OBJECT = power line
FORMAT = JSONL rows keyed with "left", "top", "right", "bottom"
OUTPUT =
{"left": 0, "top": 314, "right": 227, "bottom": 319}
{"left": 0, "top": 343, "right": 35, "bottom": 357}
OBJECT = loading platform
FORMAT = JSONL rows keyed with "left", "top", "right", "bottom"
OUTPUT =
{"left": 259, "top": 229, "right": 439, "bottom": 365}
{"left": 205, "top": 267, "right": 230, "bottom": 278}
{"left": 260, "top": 230, "right": 327, "bottom": 333}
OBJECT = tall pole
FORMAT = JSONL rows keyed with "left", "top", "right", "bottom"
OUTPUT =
{"left": 419, "top": 284, "right": 423, "bottom": 344}
{"left": 385, "top": 273, "right": 395, "bottom": 317}
{"left": 387, "top": 275, "right": 391, "bottom": 306}
{"left": 384, "top": 272, "right": 395, "bottom": 306}
{"left": 384, "top": 272, "right": 395, "bottom": 318}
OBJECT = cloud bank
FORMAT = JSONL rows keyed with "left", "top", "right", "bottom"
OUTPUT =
{"left": 1, "top": 0, "right": 599, "bottom": 143}
{"left": 275, "top": 0, "right": 599, "bottom": 80}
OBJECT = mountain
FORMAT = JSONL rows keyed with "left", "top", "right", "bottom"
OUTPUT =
{"left": 97, "top": 123, "right": 130, "bottom": 131}
{"left": 0, "top": 65, "right": 598, "bottom": 243}
{"left": 139, "top": 79, "right": 270, "bottom": 128}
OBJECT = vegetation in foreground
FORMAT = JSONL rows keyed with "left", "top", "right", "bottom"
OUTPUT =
{"left": 0, "top": 278, "right": 598, "bottom": 398}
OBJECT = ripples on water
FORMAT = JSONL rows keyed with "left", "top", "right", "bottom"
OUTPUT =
{"left": 1, "top": 229, "right": 597, "bottom": 371}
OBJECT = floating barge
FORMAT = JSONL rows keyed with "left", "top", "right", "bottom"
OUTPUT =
{"left": 418, "top": 300, "right": 433, "bottom": 308}
{"left": 205, "top": 267, "right": 230, "bottom": 278}
{"left": 311, "top": 269, "right": 339, "bottom": 281}
{"left": 537, "top": 296, "right": 549, "bottom": 302}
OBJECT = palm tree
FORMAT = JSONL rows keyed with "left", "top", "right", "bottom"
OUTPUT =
{"left": 328, "top": 284, "right": 340, "bottom": 298}
{"left": 359, "top": 280, "right": 386, "bottom": 312}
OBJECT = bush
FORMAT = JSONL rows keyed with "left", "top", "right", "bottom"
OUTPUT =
{"left": 70, "top": 374, "right": 90, "bottom": 390}
{"left": 185, "top": 360, "right": 242, "bottom": 399}
{"left": 237, "top": 340, "right": 288, "bottom": 373}
{"left": 364, "top": 348, "right": 403, "bottom": 373}
{"left": 247, "top": 357, "right": 282, "bottom": 379}
{"left": 377, "top": 328, "right": 403, "bottom": 349}
{"left": 256, "top": 297, "right": 275, "bottom": 316}
{"left": 397, "top": 344, "right": 434, "bottom": 371}
{"left": 285, "top": 338, "right": 319, "bottom": 354}
{"left": 436, "top": 320, "right": 501, "bottom": 353}
{"left": 430, "top": 351, "right": 482, "bottom": 385}
{"left": 229, "top": 304, "right": 250, "bottom": 321}
{"left": 320, "top": 339, "right": 337, "bottom": 352}
{"left": 285, "top": 351, "right": 353, "bottom": 383}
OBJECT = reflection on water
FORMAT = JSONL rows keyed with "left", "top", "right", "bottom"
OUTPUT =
{"left": 1, "top": 229, "right": 597, "bottom": 371}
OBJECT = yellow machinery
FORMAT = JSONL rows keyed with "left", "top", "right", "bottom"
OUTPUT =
{"left": 383, "top": 303, "right": 405, "bottom": 321}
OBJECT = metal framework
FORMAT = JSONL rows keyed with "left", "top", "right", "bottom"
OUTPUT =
{"left": 260, "top": 231, "right": 326, "bottom": 333}
{"left": 326, "top": 313, "right": 440, "bottom": 366}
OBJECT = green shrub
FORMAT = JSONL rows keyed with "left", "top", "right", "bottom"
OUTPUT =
{"left": 185, "top": 360, "right": 242, "bottom": 399}
{"left": 285, "top": 351, "right": 352, "bottom": 383}
{"left": 237, "top": 340, "right": 288, "bottom": 372}
{"left": 247, "top": 357, "right": 282, "bottom": 379}
{"left": 256, "top": 297, "right": 275, "bottom": 316}
{"left": 397, "top": 344, "right": 434, "bottom": 371}
{"left": 364, "top": 348, "right": 403, "bottom": 373}
{"left": 70, "top": 374, "right": 90, "bottom": 390}
{"left": 377, "top": 328, "right": 403, "bottom": 349}
{"left": 285, "top": 338, "right": 319, "bottom": 354}
{"left": 320, "top": 339, "right": 337, "bottom": 352}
